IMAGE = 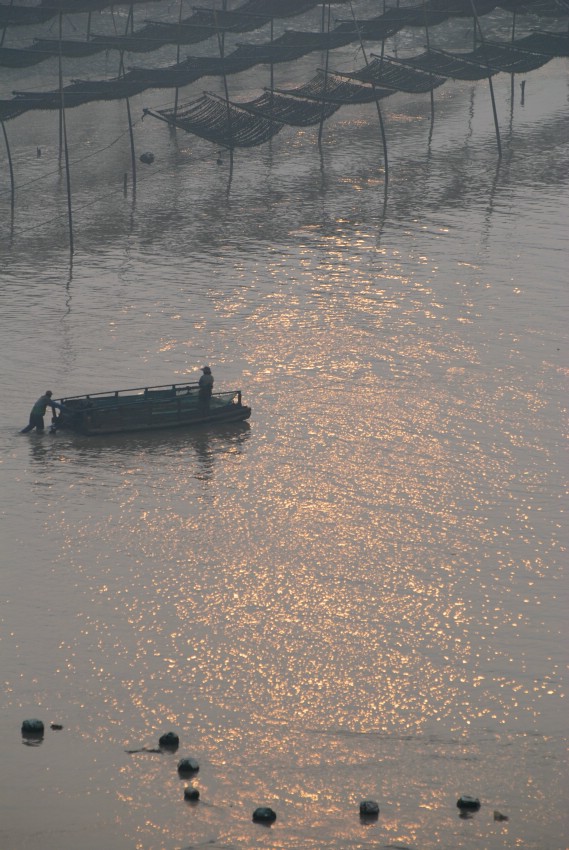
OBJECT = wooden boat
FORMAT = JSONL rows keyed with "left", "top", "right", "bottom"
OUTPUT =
{"left": 53, "top": 382, "right": 251, "bottom": 436}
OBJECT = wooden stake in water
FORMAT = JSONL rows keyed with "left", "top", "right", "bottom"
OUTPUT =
{"left": 1, "top": 118, "right": 15, "bottom": 218}
{"left": 174, "top": 0, "right": 184, "bottom": 120}
{"left": 119, "top": 6, "right": 137, "bottom": 193}
{"left": 215, "top": 8, "right": 234, "bottom": 180}
{"left": 349, "top": 1, "right": 389, "bottom": 192}
{"left": 318, "top": 2, "right": 331, "bottom": 155}
{"left": 469, "top": 0, "right": 502, "bottom": 157}
{"left": 58, "top": 12, "right": 74, "bottom": 254}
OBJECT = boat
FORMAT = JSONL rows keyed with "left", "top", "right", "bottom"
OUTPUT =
{"left": 53, "top": 382, "right": 251, "bottom": 436}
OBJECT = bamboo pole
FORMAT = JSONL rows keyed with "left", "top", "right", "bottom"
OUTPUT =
{"left": 469, "top": 0, "right": 502, "bottom": 157}
{"left": 125, "top": 92, "right": 137, "bottom": 193}
{"left": 269, "top": 16, "right": 274, "bottom": 95}
{"left": 423, "top": 7, "right": 435, "bottom": 133}
{"left": 174, "top": 0, "right": 184, "bottom": 119}
{"left": 0, "top": 0, "right": 14, "bottom": 47}
{"left": 214, "top": 9, "right": 234, "bottom": 178}
{"left": 120, "top": 6, "right": 137, "bottom": 192}
{"left": 349, "top": 1, "right": 389, "bottom": 192}
{"left": 58, "top": 13, "right": 74, "bottom": 254}
{"left": 510, "top": 9, "right": 517, "bottom": 113}
{"left": 1, "top": 119, "right": 15, "bottom": 217}
{"left": 318, "top": 2, "right": 331, "bottom": 155}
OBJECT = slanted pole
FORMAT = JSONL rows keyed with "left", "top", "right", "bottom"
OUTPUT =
{"left": 349, "top": 1, "right": 389, "bottom": 192}
{"left": 1, "top": 119, "right": 15, "bottom": 216}
{"left": 469, "top": 0, "right": 502, "bottom": 157}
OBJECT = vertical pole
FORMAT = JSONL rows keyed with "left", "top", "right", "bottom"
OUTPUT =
{"left": 510, "top": 9, "right": 516, "bottom": 111}
{"left": 58, "top": 12, "right": 63, "bottom": 165}
{"left": 58, "top": 14, "right": 74, "bottom": 255}
{"left": 318, "top": 2, "right": 331, "bottom": 154}
{"left": 270, "top": 16, "right": 274, "bottom": 94}
{"left": 174, "top": 0, "right": 184, "bottom": 119}
{"left": 469, "top": 0, "right": 502, "bottom": 157}
{"left": 126, "top": 94, "right": 137, "bottom": 192}
{"left": 0, "top": 0, "right": 14, "bottom": 47}
{"left": 121, "top": 6, "right": 137, "bottom": 192}
{"left": 269, "top": 16, "right": 275, "bottom": 130}
{"left": 86, "top": 10, "right": 91, "bottom": 40}
{"left": 215, "top": 9, "right": 233, "bottom": 175}
{"left": 424, "top": 8, "right": 435, "bottom": 132}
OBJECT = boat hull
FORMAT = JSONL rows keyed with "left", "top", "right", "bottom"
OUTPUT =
{"left": 54, "top": 384, "right": 251, "bottom": 436}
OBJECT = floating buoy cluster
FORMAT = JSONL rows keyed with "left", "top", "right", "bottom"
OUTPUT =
{"left": 20, "top": 720, "right": 508, "bottom": 828}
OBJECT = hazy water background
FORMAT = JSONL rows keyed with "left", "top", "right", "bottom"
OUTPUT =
{"left": 0, "top": 3, "right": 568, "bottom": 849}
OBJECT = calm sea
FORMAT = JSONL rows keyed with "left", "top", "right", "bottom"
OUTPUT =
{"left": 0, "top": 3, "right": 567, "bottom": 849}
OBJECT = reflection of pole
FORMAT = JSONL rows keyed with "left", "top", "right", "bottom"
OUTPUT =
{"left": 318, "top": 2, "right": 331, "bottom": 154}
{"left": 469, "top": 0, "right": 501, "bottom": 157}
{"left": 58, "top": 13, "right": 74, "bottom": 255}
{"left": 1, "top": 119, "right": 15, "bottom": 216}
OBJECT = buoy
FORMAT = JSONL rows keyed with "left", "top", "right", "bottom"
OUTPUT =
{"left": 159, "top": 731, "right": 179, "bottom": 750}
{"left": 359, "top": 799, "right": 380, "bottom": 818}
{"left": 139, "top": 152, "right": 155, "bottom": 165}
{"left": 21, "top": 719, "right": 44, "bottom": 738}
{"left": 252, "top": 806, "right": 277, "bottom": 824}
{"left": 184, "top": 787, "right": 200, "bottom": 801}
{"left": 457, "top": 796, "right": 481, "bottom": 811}
{"left": 177, "top": 757, "right": 199, "bottom": 775}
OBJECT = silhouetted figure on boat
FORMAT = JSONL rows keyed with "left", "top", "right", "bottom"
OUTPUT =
{"left": 198, "top": 366, "right": 214, "bottom": 411}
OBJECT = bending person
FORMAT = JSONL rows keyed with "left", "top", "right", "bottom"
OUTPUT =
{"left": 21, "top": 390, "right": 62, "bottom": 433}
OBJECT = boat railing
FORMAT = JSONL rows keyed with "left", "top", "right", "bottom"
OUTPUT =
{"left": 58, "top": 384, "right": 244, "bottom": 413}
{"left": 59, "top": 381, "right": 201, "bottom": 405}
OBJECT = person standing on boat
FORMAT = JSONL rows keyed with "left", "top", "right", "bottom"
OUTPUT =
{"left": 198, "top": 366, "right": 214, "bottom": 411}
{"left": 21, "top": 390, "right": 62, "bottom": 433}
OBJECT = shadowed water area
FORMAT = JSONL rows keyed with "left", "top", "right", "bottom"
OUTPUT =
{"left": 0, "top": 1, "right": 568, "bottom": 849}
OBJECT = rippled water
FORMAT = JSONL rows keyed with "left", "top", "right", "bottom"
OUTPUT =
{"left": 1, "top": 4, "right": 568, "bottom": 849}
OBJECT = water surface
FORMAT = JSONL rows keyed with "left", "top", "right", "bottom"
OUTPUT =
{"left": 0, "top": 6, "right": 567, "bottom": 849}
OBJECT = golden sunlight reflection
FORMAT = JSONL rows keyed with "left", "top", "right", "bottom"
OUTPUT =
{"left": 27, "top": 219, "right": 562, "bottom": 850}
